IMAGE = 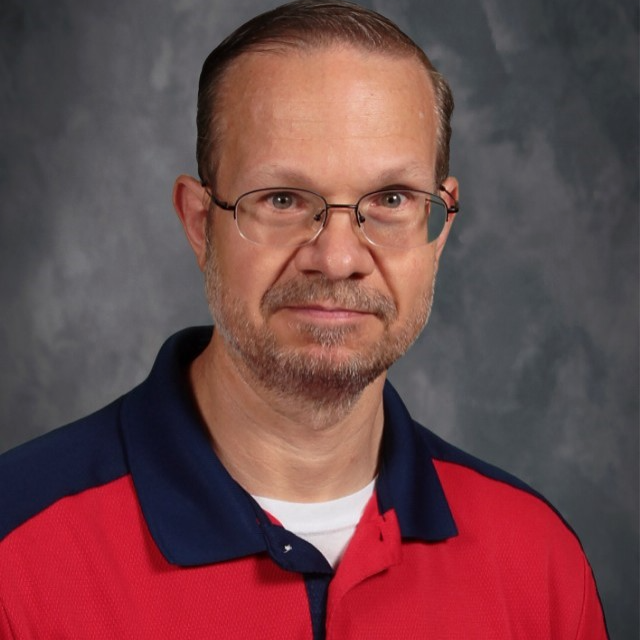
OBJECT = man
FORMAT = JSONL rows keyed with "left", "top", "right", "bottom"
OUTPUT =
{"left": 0, "top": 1, "right": 608, "bottom": 638}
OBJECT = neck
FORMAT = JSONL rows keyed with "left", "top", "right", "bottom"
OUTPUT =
{"left": 190, "top": 332, "right": 386, "bottom": 502}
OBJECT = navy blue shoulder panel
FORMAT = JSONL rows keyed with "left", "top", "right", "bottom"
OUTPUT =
{"left": 418, "top": 423, "right": 581, "bottom": 538}
{"left": 420, "top": 425, "right": 540, "bottom": 496}
{"left": 0, "top": 398, "right": 128, "bottom": 542}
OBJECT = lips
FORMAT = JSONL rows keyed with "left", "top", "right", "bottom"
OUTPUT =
{"left": 284, "top": 304, "right": 371, "bottom": 320}
{"left": 291, "top": 303, "right": 369, "bottom": 313}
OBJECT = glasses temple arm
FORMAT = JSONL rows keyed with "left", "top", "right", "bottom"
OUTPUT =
{"left": 438, "top": 184, "right": 460, "bottom": 215}
{"left": 201, "top": 182, "right": 234, "bottom": 211}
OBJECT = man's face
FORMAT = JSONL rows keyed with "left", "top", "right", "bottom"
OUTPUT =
{"left": 204, "top": 46, "right": 453, "bottom": 404}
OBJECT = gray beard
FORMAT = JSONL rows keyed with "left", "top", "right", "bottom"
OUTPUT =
{"left": 204, "top": 236, "right": 434, "bottom": 409}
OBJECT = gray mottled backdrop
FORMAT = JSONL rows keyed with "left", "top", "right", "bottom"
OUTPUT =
{"left": 1, "top": 0, "right": 638, "bottom": 636}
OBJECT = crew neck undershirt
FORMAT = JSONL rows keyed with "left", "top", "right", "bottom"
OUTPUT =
{"left": 253, "top": 479, "right": 376, "bottom": 569}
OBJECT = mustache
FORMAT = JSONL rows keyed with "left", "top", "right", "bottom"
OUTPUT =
{"left": 261, "top": 276, "right": 398, "bottom": 323}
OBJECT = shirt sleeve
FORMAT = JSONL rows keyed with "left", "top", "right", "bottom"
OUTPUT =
{"left": 575, "top": 555, "right": 609, "bottom": 640}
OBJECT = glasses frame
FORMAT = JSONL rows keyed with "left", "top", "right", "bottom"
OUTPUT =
{"left": 206, "top": 184, "right": 459, "bottom": 248}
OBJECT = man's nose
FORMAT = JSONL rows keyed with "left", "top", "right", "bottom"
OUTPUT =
{"left": 293, "top": 206, "right": 375, "bottom": 280}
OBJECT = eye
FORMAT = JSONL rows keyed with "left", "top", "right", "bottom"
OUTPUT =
{"left": 249, "top": 189, "right": 320, "bottom": 219}
{"left": 380, "top": 192, "right": 406, "bottom": 208}
{"left": 269, "top": 192, "right": 295, "bottom": 209}
{"left": 360, "top": 190, "right": 420, "bottom": 223}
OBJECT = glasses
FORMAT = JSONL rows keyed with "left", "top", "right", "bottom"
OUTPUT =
{"left": 208, "top": 186, "right": 459, "bottom": 249}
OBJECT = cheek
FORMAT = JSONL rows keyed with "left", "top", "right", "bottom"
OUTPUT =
{"left": 212, "top": 229, "right": 295, "bottom": 318}
{"left": 381, "top": 249, "right": 437, "bottom": 319}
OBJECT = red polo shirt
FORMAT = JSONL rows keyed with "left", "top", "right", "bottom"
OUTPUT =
{"left": 0, "top": 327, "right": 608, "bottom": 638}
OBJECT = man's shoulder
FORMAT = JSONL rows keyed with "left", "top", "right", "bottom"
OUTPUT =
{"left": 0, "top": 398, "right": 129, "bottom": 543}
{"left": 418, "top": 424, "right": 582, "bottom": 549}
{"left": 388, "top": 422, "right": 607, "bottom": 638}
{"left": 422, "top": 425, "right": 542, "bottom": 496}
{"left": 0, "top": 327, "right": 211, "bottom": 547}
{"left": 381, "top": 382, "right": 583, "bottom": 551}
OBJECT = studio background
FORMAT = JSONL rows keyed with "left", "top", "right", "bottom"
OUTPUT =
{"left": 1, "top": 0, "right": 637, "bottom": 636}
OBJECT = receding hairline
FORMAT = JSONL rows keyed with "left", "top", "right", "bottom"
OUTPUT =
{"left": 221, "top": 36, "right": 433, "bottom": 70}
{"left": 217, "top": 39, "right": 437, "bottom": 104}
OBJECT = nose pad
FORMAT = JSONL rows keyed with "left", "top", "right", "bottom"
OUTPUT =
{"left": 295, "top": 203, "right": 375, "bottom": 279}
{"left": 319, "top": 204, "right": 364, "bottom": 238}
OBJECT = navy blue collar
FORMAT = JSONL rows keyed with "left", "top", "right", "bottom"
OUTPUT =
{"left": 120, "top": 327, "right": 457, "bottom": 567}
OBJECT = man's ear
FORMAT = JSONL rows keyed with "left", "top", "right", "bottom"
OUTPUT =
{"left": 173, "top": 175, "right": 210, "bottom": 271}
{"left": 434, "top": 176, "right": 459, "bottom": 263}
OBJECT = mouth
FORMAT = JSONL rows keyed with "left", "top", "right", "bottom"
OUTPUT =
{"left": 282, "top": 303, "right": 372, "bottom": 321}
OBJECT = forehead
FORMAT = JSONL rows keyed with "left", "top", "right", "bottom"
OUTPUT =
{"left": 215, "top": 45, "right": 438, "bottom": 190}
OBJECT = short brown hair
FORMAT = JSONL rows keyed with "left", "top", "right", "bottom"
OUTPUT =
{"left": 196, "top": 0, "right": 454, "bottom": 187}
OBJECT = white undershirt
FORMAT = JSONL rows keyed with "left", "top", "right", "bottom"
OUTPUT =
{"left": 253, "top": 479, "right": 376, "bottom": 569}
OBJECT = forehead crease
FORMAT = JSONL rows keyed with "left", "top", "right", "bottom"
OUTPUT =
{"left": 261, "top": 86, "right": 429, "bottom": 125}
{"left": 242, "top": 162, "right": 433, "bottom": 191}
